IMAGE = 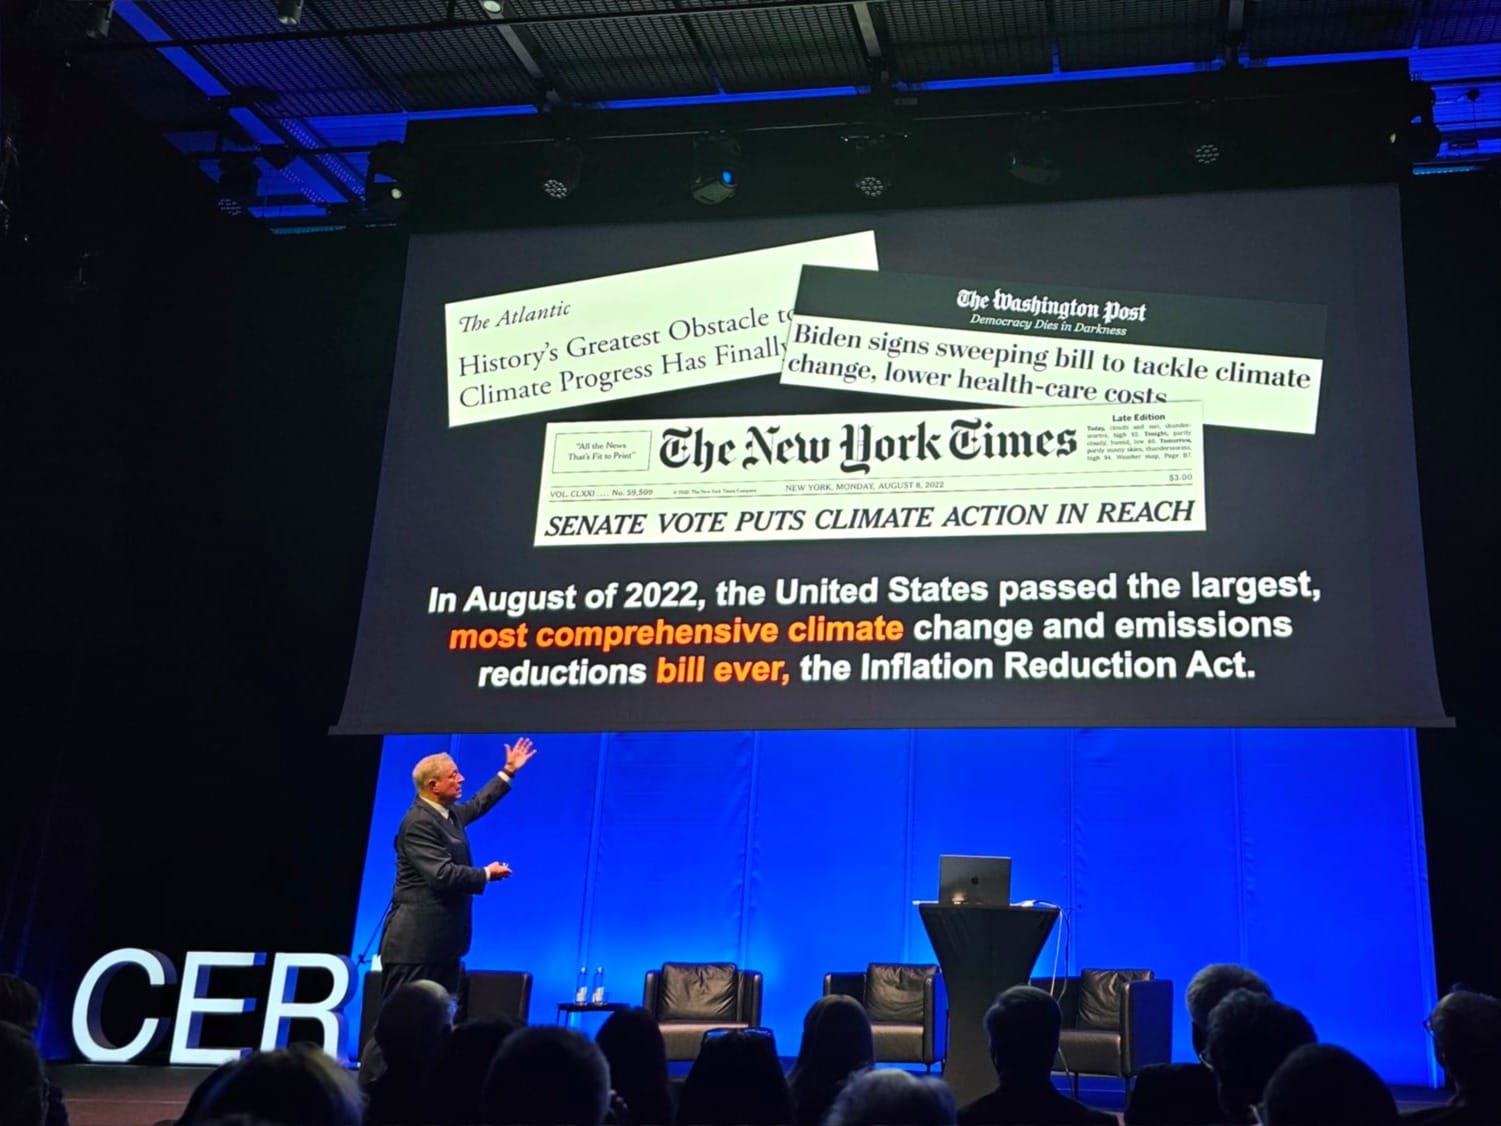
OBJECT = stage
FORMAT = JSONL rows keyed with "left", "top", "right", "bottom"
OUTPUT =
{"left": 50, "top": 1065, "right": 201, "bottom": 1126}
{"left": 49, "top": 1062, "right": 1449, "bottom": 1126}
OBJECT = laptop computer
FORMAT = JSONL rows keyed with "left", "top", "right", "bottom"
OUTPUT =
{"left": 938, "top": 855, "right": 1012, "bottom": 907}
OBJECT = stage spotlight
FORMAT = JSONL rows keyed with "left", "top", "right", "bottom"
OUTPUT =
{"left": 276, "top": 0, "right": 304, "bottom": 26}
{"left": 366, "top": 179, "right": 407, "bottom": 218}
{"left": 366, "top": 140, "right": 411, "bottom": 217}
{"left": 1008, "top": 113, "right": 1061, "bottom": 186}
{"left": 478, "top": 0, "right": 505, "bottom": 12}
{"left": 540, "top": 141, "right": 583, "bottom": 201}
{"left": 690, "top": 133, "right": 741, "bottom": 205}
{"left": 1184, "top": 101, "right": 1225, "bottom": 167}
{"left": 1388, "top": 81, "right": 1441, "bottom": 164}
{"left": 216, "top": 151, "right": 260, "bottom": 216}
{"left": 83, "top": 1, "right": 114, "bottom": 40}
{"left": 846, "top": 135, "right": 895, "bottom": 199}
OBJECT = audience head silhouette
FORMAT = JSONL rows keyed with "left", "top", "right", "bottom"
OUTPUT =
{"left": 595, "top": 1006, "right": 674, "bottom": 1126}
{"left": 0, "top": 972, "right": 72, "bottom": 1126}
{"left": 1204, "top": 988, "right": 1315, "bottom": 1125}
{"left": 966, "top": 988, "right": 1117, "bottom": 1126}
{"left": 173, "top": 1059, "right": 241, "bottom": 1126}
{"left": 482, "top": 1024, "right": 611, "bottom": 1126}
{"left": 677, "top": 1029, "right": 793, "bottom": 1126}
{"left": 365, "top": 981, "right": 459, "bottom": 1126}
{"left": 0, "top": 977, "right": 43, "bottom": 1037}
{"left": 375, "top": 979, "right": 456, "bottom": 1071}
{"left": 1185, "top": 964, "right": 1271, "bottom": 1056}
{"left": 0, "top": 1021, "right": 45, "bottom": 1126}
{"left": 184, "top": 1044, "right": 363, "bottom": 1125}
{"left": 424, "top": 1016, "right": 518, "bottom": 1125}
{"left": 1261, "top": 1043, "right": 1396, "bottom": 1125}
{"left": 826, "top": 1068, "right": 956, "bottom": 1126}
{"left": 1427, "top": 988, "right": 1501, "bottom": 1106}
{"left": 43, "top": 958, "right": 1442, "bottom": 1126}
{"left": 788, "top": 994, "right": 875, "bottom": 1126}
{"left": 984, "top": 985, "right": 1062, "bottom": 1082}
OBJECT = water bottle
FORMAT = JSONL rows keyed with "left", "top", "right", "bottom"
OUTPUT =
{"left": 591, "top": 966, "right": 605, "bottom": 1005}
{"left": 575, "top": 967, "right": 588, "bottom": 1004}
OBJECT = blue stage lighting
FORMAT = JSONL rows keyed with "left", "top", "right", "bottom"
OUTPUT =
{"left": 541, "top": 141, "right": 583, "bottom": 201}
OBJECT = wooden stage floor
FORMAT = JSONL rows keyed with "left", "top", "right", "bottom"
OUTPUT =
{"left": 52, "top": 1064, "right": 205, "bottom": 1126}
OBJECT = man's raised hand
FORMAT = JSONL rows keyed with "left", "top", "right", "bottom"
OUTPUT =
{"left": 486, "top": 862, "right": 513, "bottom": 881}
{"left": 504, "top": 736, "right": 538, "bottom": 775}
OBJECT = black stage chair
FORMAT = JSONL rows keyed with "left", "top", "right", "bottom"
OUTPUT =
{"left": 1031, "top": 969, "right": 1172, "bottom": 1096}
{"left": 643, "top": 962, "right": 763, "bottom": 1061}
{"left": 824, "top": 963, "right": 947, "bottom": 1069}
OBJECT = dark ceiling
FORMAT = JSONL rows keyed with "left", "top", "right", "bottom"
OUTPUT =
{"left": 12, "top": 0, "right": 1500, "bottom": 230}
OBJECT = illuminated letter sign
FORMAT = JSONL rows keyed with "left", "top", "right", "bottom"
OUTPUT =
{"left": 70, "top": 949, "right": 357, "bottom": 1064}
{"left": 260, "top": 952, "right": 355, "bottom": 1056}
{"left": 71, "top": 948, "right": 178, "bottom": 1063}
{"left": 169, "top": 951, "right": 264, "bottom": 1066}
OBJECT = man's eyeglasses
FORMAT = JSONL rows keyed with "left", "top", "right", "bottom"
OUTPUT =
{"left": 702, "top": 1027, "right": 775, "bottom": 1041}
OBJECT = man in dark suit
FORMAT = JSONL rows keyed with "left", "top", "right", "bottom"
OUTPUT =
{"left": 378, "top": 738, "right": 537, "bottom": 1011}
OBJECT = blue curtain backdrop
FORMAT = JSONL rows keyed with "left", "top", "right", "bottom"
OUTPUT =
{"left": 349, "top": 728, "right": 1437, "bottom": 1085}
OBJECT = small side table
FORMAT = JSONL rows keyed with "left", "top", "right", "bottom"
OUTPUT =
{"left": 556, "top": 1001, "right": 631, "bottom": 1027}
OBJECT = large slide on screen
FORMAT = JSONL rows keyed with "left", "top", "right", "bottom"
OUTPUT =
{"left": 336, "top": 186, "right": 1446, "bottom": 733}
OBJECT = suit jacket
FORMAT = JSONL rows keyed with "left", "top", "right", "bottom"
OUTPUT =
{"left": 958, "top": 1082, "right": 1117, "bottom": 1126}
{"left": 379, "top": 773, "right": 511, "bottom": 964}
{"left": 1124, "top": 1062, "right": 1222, "bottom": 1125}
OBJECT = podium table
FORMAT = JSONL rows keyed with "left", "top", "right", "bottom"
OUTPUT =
{"left": 918, "top": 903, "right": 1059, "bottom": 1105}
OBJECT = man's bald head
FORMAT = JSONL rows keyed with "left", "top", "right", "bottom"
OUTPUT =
{"left": 376, "top": 981, "right": 456, "bottom": 1071}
